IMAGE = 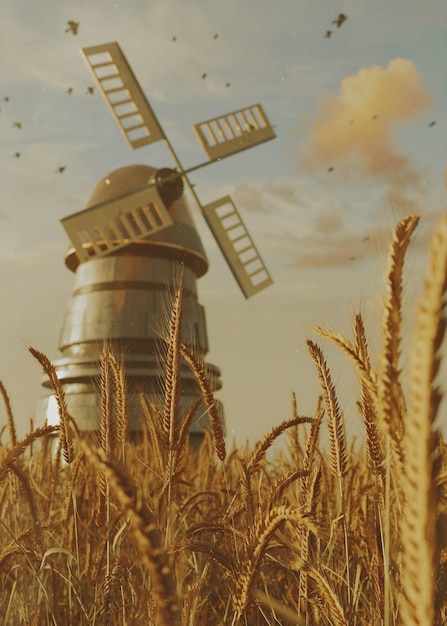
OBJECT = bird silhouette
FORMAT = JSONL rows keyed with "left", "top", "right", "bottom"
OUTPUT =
{"left": 13, "top": 122, "right": 22, "bottom": 129}
{"left": 225, "top": 82, "right": 231, "bottom": 87}
{"left": 325, "top": 30, "right": 332, "bottom": 38}
{"left": 328, "top": 167, "right": 334, "bottom": 172}
{"left": 3, "top": 96, "right": 9, "bottom": 102}
{"left": 172, "top": 36, "right": 177, "bottom": 42}
{"left": 65, "top": 21, "right": 79, "bottom": 35}
{"left": 201, "top": 73, "right": 207, "bottom": 80}
{"left": 86, "top": 86, "right": 94, "bottom": 95}
{"left": 57, "top": 166, "right": 66, "bottom": 174}
{"left": 429, "top": 121, "right": 436, "bottom": 127}
{"left": 332, "top": 13, "right": 347, "bottom": 28}
{"left": 214, "top": 33, "right": 219, "bottom": 39}
{"left": 67, "top": 87, "right": 73, "bottom": 94}
{"left": 14, "top": 153, "right": 20, "bottom": 158}
{"left": 372, "top": 115, "right": 378, "bottom": 120}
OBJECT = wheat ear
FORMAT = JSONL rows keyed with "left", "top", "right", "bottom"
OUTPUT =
{"left": 163, "top": 283, "right": 183, "bottom": 450}
{"left": 0, "top": 425, "right": 59, "bottom": 481}
{"left": 97, "top": 344, "right": 116, "bottom": 529}
{"left": 354, "top": 313, "right": 385, "bottom": 477}
{"left": 233, "top": 505, "right": 315, "bottom": 615}
{"left": 247, "top": 416, "right": 314, "bottom": 474}
{"left": 108, "top": 352, "right": 128, "bottom": 452}
{"left": 0, "top": 381, "right": 17, "bottom": 447}
{"left": 307, "top": 567, "right": 349, "bottom": 626}
{"left": 29, "top": 347, "right": 74, "bottom": 463}
{"left": 377, "top": 215, "right": 419, "bottom": 468}
{"left": 400, "top": 212, "right": 447, "bottom": 626}
{"left": 100, "top": 343, "right": 116, "bottom": 459}
{"left": 306, "top": 340, "right": 347, "bottom": 479}
{"left": 180, "top": 344, "right": 226, "bottom": 461}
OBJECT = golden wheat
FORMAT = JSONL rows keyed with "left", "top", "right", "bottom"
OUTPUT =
{"left": 0, "top": 213, "right": 445, "bottom": 624}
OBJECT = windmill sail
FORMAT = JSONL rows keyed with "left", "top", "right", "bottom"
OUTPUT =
{"left": 82, "top": 42, "right": 166, "bottom": 149}
{"left": 202, "top": 196, "right": 273, "bottom": 298}
{"left": 194, "top": 104, "right": 276, "bottom": 161}
{"left": 61, "top": 185, "right": 173, "bottom": 262}
{"left": 78, "top": 41, "right": 275, "bottom": 297}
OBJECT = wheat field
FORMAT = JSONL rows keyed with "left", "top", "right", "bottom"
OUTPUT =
{"left": 1, "top": 213, "right": 446, "bottom": 625}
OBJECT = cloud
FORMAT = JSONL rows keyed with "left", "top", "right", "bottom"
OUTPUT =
{"left": 283, "top": 207, "right": 446, "bottom": 270}
{"left": 299, "top": 58, "right": 435, "bottom": 194}
{"left": 314, "top": 210, "right": 343, "bottom": 233}
{"left": 286, "top": 231, "right": 377, "bottom": 269}
{"left": 233, "top": 179, "right": 303, "bottom": 214}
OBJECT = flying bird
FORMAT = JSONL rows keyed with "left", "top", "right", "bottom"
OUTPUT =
{"left": 172, "top": 36, "right": 177, "bottom": 42}
{"left": 225, "top": 82, "right": 231, "bottom": 87}
{"left": 372, "top": 114, "right": 378, "bottom": 120}
{"left": 3, "top": 96, "right": 9, "bottom": 102}
{"left": 429, "top": 121, "right": 436, "bottom": 127}
{"left": 13, "top": 122, "right": 22, "bottom": 129}
{"left": 57, "top": 166, "right": 66, "bottom": 174}
{"left": 67, "top": 87, "right": 73, "bottom": 94}
{"left": 325, "top": 30, "right": 332, "bottom": 38}
{"left": 14, "top": 153, "right": 20, "bottom": 158}
{"left": 332, "top": 13, "right": 347, "bottom": 28}
{"left": 327, "top": 167, "right": 334, "bottom": 172}
{"left": 86, "top": 86, "right": 94, "bottom": 95}
{"left": 201, "top": 73, "right": 207, "bottom": 79}
{"left": 214, "top": 33, "right": 219, "bottom": 39}
{"left": 65, "top": 21, "right": 79, "bottom": 35}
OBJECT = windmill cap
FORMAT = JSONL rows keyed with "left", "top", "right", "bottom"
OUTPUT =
{"left": 64, "top": 164, "right": 209, "bottom": 276}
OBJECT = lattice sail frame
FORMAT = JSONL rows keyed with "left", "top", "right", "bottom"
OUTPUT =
{"left": 194, "top": 104, "right": 276, "bottom": 161}
{"left": 202, "top": 196, "right": 273, "bottom": 298}
{"left": 82, "top": 42, "right": 166, "bottom": 149}
{"left": 61, "top": 185, "right": 173, "bottom": 262}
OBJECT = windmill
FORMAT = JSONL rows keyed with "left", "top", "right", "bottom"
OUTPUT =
{"left": 36, "top": 42, "right": 276, "bottom": 443}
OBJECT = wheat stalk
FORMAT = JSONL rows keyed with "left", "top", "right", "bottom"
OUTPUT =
{"left": 306, "top": 338, "right": 352, "bottom": 605}
{"left": 400, "top": 212, "right": 447, "bottom": 626}
{"left": 79, "top": 439, "right": 181, "bottom": 626}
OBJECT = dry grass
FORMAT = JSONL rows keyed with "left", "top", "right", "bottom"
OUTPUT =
{"left": 0, "top": 212, "right": 446, "bottom": 625}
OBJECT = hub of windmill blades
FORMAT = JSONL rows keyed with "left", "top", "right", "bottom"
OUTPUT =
{"left": 155, "top": 167, "right": 184, "bottom": 207}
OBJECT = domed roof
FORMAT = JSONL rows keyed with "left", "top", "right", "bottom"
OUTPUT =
{"left": 64, "top": 164, "right": 208, "bottom": 276}
{"left": 88, "top": 164, "right": 158, "bottom": 207}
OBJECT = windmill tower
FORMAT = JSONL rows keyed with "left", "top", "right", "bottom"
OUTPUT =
{"left": 35, "top": 42, "right": 275, "bottom": 443}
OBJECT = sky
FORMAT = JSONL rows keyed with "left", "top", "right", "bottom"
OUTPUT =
{"left": 1, "top": 0, "right": 446, "bottom": 447}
